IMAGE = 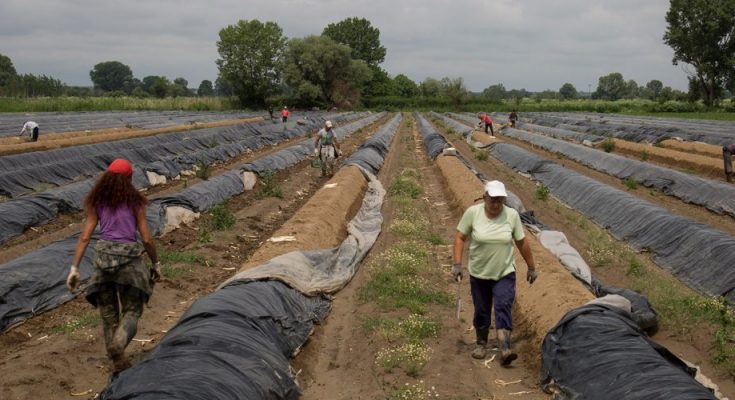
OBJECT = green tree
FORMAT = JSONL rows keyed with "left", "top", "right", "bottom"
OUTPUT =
{"left": 393, "top": 74, "right": 419, "bottom": 97}
{"left": 593, "top": 72, "right": 627, "bottom": 100}
{"left": 142, "top": 75, "right": 162, "bottom": 92}
{"left": 171, "top": 77, "right": 190, "bottom": 97}
{"left": 363, "top": 65, "right": 396, "bottom": 97}
{"left": 149, "top": 76, "right": 171, "bottom": 98}
{"left": 645, "top": 80, "right": 664, "bottom": 99}
{"left": 420, "top": 78, "right": 443, "bottom": 97}
{"left": 216, "top": 19, "right": 287, "bottom": 107}
{"left": 0, "top": 53, "right": 17, "bottom": 88}
{"left": 283, "top": 35, "right": 372, "bottom": 107}
{"left": 482, "top": 84, "right": 507, "bottom": 101}
{"left": 441, "top": 77, "right": 470, "bottom": 105}
{"left": 322, "top": 17, "right": 386, "bottom": 66}
{"left": 215, "top": 76, "right": 233, "bottom": 96}
{"left": 89, "top": 61, "right": 134, "bottom": 92}
{"left": 198, "top": 80, "right": 214, "bottom": 96}
{"left": 664, "top": 0, "right": 735, "bottom": 106}
{"left": 559, "top": 83, "right": 578, "bottom": 99}
{"left": 625, "top": 79, "right": 640, "bottom": 98}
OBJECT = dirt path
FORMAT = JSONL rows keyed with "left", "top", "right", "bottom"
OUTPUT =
{"left": 431, "top": 121, "right": 735, "bottom": 397}
{"left": 296, "top": 114, "right": 548, "bottom": 400}
{"left": 0, "top": 118, "right": 385, "bottom": 400}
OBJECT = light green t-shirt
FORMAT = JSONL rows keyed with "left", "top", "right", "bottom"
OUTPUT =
{"left": 456, "top": 204, "right": 525, "bottom": 280}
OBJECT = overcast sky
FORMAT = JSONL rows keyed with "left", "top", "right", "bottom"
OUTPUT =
{"left": 0, "top": 0, "right": 689, "bottom": 92}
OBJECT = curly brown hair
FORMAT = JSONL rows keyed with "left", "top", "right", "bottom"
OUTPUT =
{"left": 84, "top": 172, "right": 148, "bottom": 212}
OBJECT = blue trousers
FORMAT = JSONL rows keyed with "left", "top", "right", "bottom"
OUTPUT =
{"left": 470, "top": 272, "right": 516, "bottom": 330}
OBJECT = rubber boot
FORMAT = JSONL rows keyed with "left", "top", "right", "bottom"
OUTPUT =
{"left": 471, "top": 327, "right": 489, "bottom": 359}
{"left": 727, "top": 174, "right": 732, "bottom": 183}
{"left": 497, "top": 329, "right": 517, "bottom": 367}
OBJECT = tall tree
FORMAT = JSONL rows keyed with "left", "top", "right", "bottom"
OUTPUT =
{"left": 420, "top": 78, "right": 443, "bottom": 97}
{"left": 645, "top": 80, "right": 664, "bottom": 99}
{"left": 198, "top": 80, "right": 214, "bottom": 96}
{"left": 89, "top": 61, "right": 134, "bottom": 92}
{"left": 215, "top": 76, "right": 233, "bottom": 96}
{"left": 559, "top": 83, "right": 578, "bottom": 99}
{"left": 441, "top": 77, "right": 470, "bottom": 105}
{"left": 393, "top": 74, "right": 419, "bottom": 97}
{"left": 0, "top": 53, "right": 17, "bottom": 88}
{"left": 625, "top": 79, "right": 640, "bottom": 98}
{"left": 171, "top": 77, "right": 190, "bottom": 97}
{"left": 363, "top": 65, "right": 396, "bottom": 97}
{"left": 216, "top": 19, "right": 287, "bottom": 107}
{"left": 322, "top": 17, "right": 386, "bottom": 66}
{"left": 482, "top": 84, "right": 507, "bottom": 101}
{"left": 664, "top": 0, "right": 735, "bottom": 106}
{"left": 593, "top": 72, "right": 627, "bottom": 100}
{"left": 283, "top": 35, "right": 372, "bottom": 107}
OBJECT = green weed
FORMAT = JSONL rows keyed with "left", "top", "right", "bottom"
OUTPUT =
{"left": 602, "top": 137, "right": 615, "bottom": 153}
{"left": 197, "top": 227, "right": 212, "bottom": 243}
{"left": 640, "top": 149, "right": 649, "bottom": 161}
{"left": 475, "top": 151, "right": 488, "bottom": 161}
{"left": 50, "top": 311, "right": 100, "bottom": 334}
{"left": 389, "top": 173, "right": 422, "bottom": 199}
{"left": 535, "top": 184, "right": 550, "bottom": 201}
{"left": 210, "top": 202, "right": 235, "bottom": 231}
{"left": 426, "top": 233, "right": 446, "bottom": 245}
{"left": 624, "top": 176, "right": 639, "bottom": 190}
{"left": 195, "top": 161, "right": 211, "bottom": 180}
{"left": 257, "top": 171, "right": 283, "bottom": 199}
{"left": 158, "top": 249, "right": 203, "bottom": 264}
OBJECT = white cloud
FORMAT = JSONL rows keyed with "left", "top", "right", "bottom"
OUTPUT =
{"left": 0, "top": 0, "right": 688, "bottom": 91}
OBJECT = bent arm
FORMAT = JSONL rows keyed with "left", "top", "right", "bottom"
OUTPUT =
{"left": 136, "top": 206, "right": 158, "bottom": 264}
{"left": 72, "top": 207, "right": 98, "bottom": 266}
{"left": 514, "top": 237, "right": 536, "bottom": 269}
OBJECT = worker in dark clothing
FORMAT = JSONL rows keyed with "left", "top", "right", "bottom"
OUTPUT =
{"left": 509, "top": 111, "right": 518, "bottom": 128}
{"left": 724, "top": 144, "right": 735, "bottom": 182}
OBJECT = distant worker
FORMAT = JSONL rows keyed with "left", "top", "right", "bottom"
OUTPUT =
{"left": 281, "top": 106, "right": 289, "bottom": 123}
{"left": 724, "top": 144, "right": 735, "bottom": 182}
{"left": 313, "top": 120, "right": 342, "bottom": 177}
{"left": 19, "top": 121, "right": 40, "bottom": 142}
{"left": 477, "top": 113, "right": 495, "bottom": 135}
{"left": 66, "top": 159, "right": 160, "bottom": 374}
{"left": 508, "top": 110, "right": 518, "bottom": 128}
{"left": 268, "top": 107, "right": 274, "bottom": 120}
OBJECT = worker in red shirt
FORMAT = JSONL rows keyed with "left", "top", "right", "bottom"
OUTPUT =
{"left": 281, "top": 106, "right": 289, "bottom": 123}
{"left": 477, "top": 113, "right": 494, "bottom": 135}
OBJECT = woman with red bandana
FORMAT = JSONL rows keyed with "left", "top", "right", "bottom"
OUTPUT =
{"left": 66, "top": 159, "right": 160, "bottom": 373}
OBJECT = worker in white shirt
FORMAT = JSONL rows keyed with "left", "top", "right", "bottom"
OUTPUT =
{"left": 19, "top": 121, "right": 40, "bottom": 142}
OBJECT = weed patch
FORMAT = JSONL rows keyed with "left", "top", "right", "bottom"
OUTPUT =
{"left": 389, "top": 381, "right": 440, "bottom": 400}
{"left": 158, "top": 249, "right": 203, "bottom": 264}
{"left": 210, "top": 202, "right": 235, "bottom": 231}
{"left": 376, "top": 342, "right": 431, "bottom": 376}
{"left": 50, "top": 311, "right": 100, "bottom": 334}
{"left": 624, "top": 176, "right": 639, "bottom": 190}
{"left": 257, "top": 171, "right": 283, "bottom": 199}
{"left": 535, "top": 184, "right": 550, "bottom": 201}
{"left": 389, "top": 172, "right": 422, "bottom": 199}
{"left": 602, "top": 137, "right": 615, "bottom": 153}
{"left": 195, "top": 161, "right": 211, "bottom": 180}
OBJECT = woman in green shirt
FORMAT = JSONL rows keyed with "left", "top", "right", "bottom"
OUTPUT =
{"left": 452, "top": 180, "right": 538, "bottom": 366}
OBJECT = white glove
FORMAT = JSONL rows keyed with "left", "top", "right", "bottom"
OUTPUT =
{"left": 313, "top": 148, "right": 319, "bottom": 156}
{"left": 150, "top": 261, "right": 162, "bottom": 282}
{"left": 66, "top": 265, "right": 80, "bottom": 291}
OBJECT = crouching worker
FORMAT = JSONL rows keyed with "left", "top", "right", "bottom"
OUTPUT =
{"left": 313, "top": 120, "right": 342, "bottom": 177}
{"left": 66, "top": 159, "right": 160, "bottom": 373}
{"left": 452, "top": 180, "right": 538, "bottom": 366}
{"left": 477, "top": 113, "right": 495, "bottom": 135}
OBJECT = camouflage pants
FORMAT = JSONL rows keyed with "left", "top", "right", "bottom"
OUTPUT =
{"left": 320, "top": 145, "right": 336, "bottom": 177}
{"left": 97, "top": 284, "right": 144, "bottom": 369}
{"left": 85, "top": 240, "right": 153, "bottom": 370}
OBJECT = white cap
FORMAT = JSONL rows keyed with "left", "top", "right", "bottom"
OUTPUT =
{"left": 325, "top": 120, "right": 333, "bottom": 128}
{"left": 484, "top": 180, "right": 508, "bottom": 197}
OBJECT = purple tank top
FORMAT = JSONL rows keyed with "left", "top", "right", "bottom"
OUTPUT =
{"left": 97, "top": 205, "right": 137, "bottom": 243}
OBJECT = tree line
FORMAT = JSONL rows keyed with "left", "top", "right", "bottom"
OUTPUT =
{"left": 1, "top": 0, "right": 734, "bottom": 109}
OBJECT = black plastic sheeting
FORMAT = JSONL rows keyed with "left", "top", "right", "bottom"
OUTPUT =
{"left": 0, "top": 112, "right": 354, "bottom": 198}
{"left": 344, "top": 114, "right": 401, "bottom": 174}
{"left": 0, "top": 113, "right": 384, "bottom": 332}
{"left": 414, "top": 113, "right": 448, "bottom": 159}
{"left": 540, "top": 303, "right": 715, "bottom": 400}
{"left": 523, "top": 112, "right": 735, "bottom": 146}
{"left": 100, "top": 119, "right": 395, "bottom": 399}
{"left": 501, "top": 126, "right": 735, "bottom": 218}
{"left": 0, "top": 110, "right": 265, "bottom": 137}
{"left": 515, "top": 122, "right": 605, "bottom": 144}
{"left": 0, "top": 113, "right": 363, "bottom": 243}
{"left": 428, "top": 111, "right": 474, "bottom": 137}
{"left": 485, "top": 142, "right": 735, "bottom": 302}
{"left": 102, "top": 280, "right": 331, "bottom": 400}
{"left": 592, "top": 284, "right": 658, "bottom": 333}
